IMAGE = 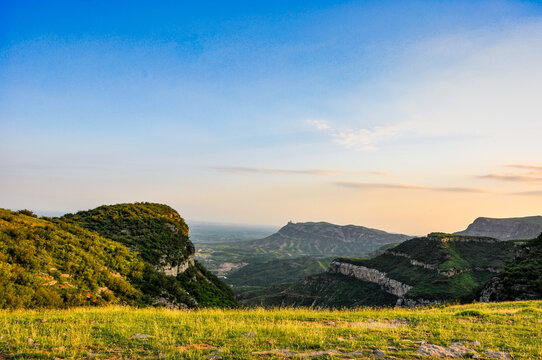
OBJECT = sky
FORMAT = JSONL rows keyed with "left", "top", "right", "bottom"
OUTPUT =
{"left": 1, "top": 0, "right": 542, "bottom": 235}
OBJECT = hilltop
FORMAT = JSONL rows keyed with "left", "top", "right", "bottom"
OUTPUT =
{"left": 0, "top": 203, "right": 236, "bottom": 309}
{"left": 253, "top": 233, "right": 518, "bottom": 308}
{"left": 62, "top": 203, "right": 236, "bottom": 308}
{"left": 247, "top": 221, "right": 411, "bottom": 257}
{"left": 456, "top": 216, "right": 542, "bottom": 240}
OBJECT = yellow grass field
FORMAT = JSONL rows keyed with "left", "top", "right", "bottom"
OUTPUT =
{"left": 1, "top": 301, "right": 541, "bottom": 359}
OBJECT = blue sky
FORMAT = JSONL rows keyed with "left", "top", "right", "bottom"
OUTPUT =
{"left": 2, "top": 1, "right": 542, "bottom": 233}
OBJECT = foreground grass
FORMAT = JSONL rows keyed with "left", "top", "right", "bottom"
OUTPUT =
{"left": 0, "top": 301, "right": 541, "bottom": 359}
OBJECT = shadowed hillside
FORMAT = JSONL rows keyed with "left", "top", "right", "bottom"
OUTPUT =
{"left": 481, "top": 233, "right": 542, "bottom": 302}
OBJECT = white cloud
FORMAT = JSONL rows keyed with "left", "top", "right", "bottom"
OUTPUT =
{"left": 306, "top": 118, "right": 331, "bottom": 131}
{"left": 307, "top": 118, "right": 429, "bottom": 151}
{"left": 306, "top": 20, "right": 542, "bottom": 158}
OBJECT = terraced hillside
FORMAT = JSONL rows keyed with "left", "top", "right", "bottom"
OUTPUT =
{"left": 256, "top": 233, "right": 518, "bottom": 308}
{"left": 456, "top": 216, "right": 542, "bottom": 240}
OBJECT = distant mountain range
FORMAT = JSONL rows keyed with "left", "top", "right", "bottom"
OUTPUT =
{"left": 241, "top": 221, "right": 412, "bottom": 258}
{"left": 456, "top": 216, "right": 542, "bottom": 240}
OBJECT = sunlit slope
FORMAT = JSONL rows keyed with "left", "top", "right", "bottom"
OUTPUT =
{"left": 0, "top": 301, "right": 540, "bottom": 359}
{"left": 0, "top": 209, "right": 144, "bottom": 308}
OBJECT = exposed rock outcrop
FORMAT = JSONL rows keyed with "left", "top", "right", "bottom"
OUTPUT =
{"left": 160, "top": 254, "right": 195, "bottom": 276}
{"left": 328, "top": 261, "right": 412, "bottom": 297}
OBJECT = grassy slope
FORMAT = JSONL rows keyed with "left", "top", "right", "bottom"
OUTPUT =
{"left": 0, "top": 301, "right": 540, "bottom": 359}
{"left": 0, "top": 209, "right": 144, "bottom": 308}
{"left": 0, "top": 204, "right": 236, "bottom": 309}
{"left": 227, "top": 257, "right": 334, "bottom": 305}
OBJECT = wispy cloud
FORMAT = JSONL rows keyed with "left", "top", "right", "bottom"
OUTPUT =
{"left": 509, "top": 191, "right": 542, "bottom": 196}
{"left": 479, "top": 174, "right": 542, "bottom": 183}
{"left": 335, "top": 181, "right": 485, "bottom": 193}
{"left": 508, "top": 190, "right": 542, "bottom": 196}
{"left": 212, "top": 166, "right": 344, "bottom": 176}
{"left": 306, "top": 119, "right": 426, "bottom": 151}
{"left": 480, "top": 164, "right": 542, "bottom": 183}
{"left": 306, "top": 119, "right": 331, "bottom": 131}
{"left": 506, "top": 164, "right": 542, "bottom": 175}
{"left": 210, "top": 166, "right": 392, "bottom": 177}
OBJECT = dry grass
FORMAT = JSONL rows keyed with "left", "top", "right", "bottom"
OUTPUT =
{"left": 0, "top": 301, "right": 540, "bottom": 359}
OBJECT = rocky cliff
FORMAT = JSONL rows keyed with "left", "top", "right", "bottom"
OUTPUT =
{"left": 328, "top": 260, "right": 412, "bottom": 297}
{"left": 456, "top": 216, "right": 542, "bottom": 240}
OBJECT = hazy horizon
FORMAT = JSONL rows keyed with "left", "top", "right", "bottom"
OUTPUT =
{"left": 2, "top": 1, "right": 542, "bottom": 234}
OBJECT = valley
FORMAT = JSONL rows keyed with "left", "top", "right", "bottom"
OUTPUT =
{"left": 194, "top": 217, "right": 542, "bottom": 308}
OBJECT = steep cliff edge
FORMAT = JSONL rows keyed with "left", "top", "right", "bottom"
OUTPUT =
{"left": 456, "top": 216, "right": 542, "bottom": 240}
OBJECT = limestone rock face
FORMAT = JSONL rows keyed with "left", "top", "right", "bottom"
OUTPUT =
{"left": 161, "top": 254, "right": 196, "bottom": 276}
{"left": 328, "top": 261, "right": 412, "bottom": 297}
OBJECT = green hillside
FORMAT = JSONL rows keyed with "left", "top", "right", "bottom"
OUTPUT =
{"left": 63, "top": 203, "right": 236, "bottom": 308}
{"left": 0, "top": 209, "right": 144, "bottom": 308}
{"left": 481, "top": 233, "right": 542, "bottom": 301}
{"left": 62, "top": 203, "right": 191, "bottom": 267}
{"left": 258, "top": 233, "right": 518, "bottom": 308}
{"left": 226, "top": 257, "right": 334, "bottom": 304}
{"left": 0, "top": 204, "right": 236, "bottom": 309}
{"left": 227, "top": 256, "right": 332, "bottom": 288}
